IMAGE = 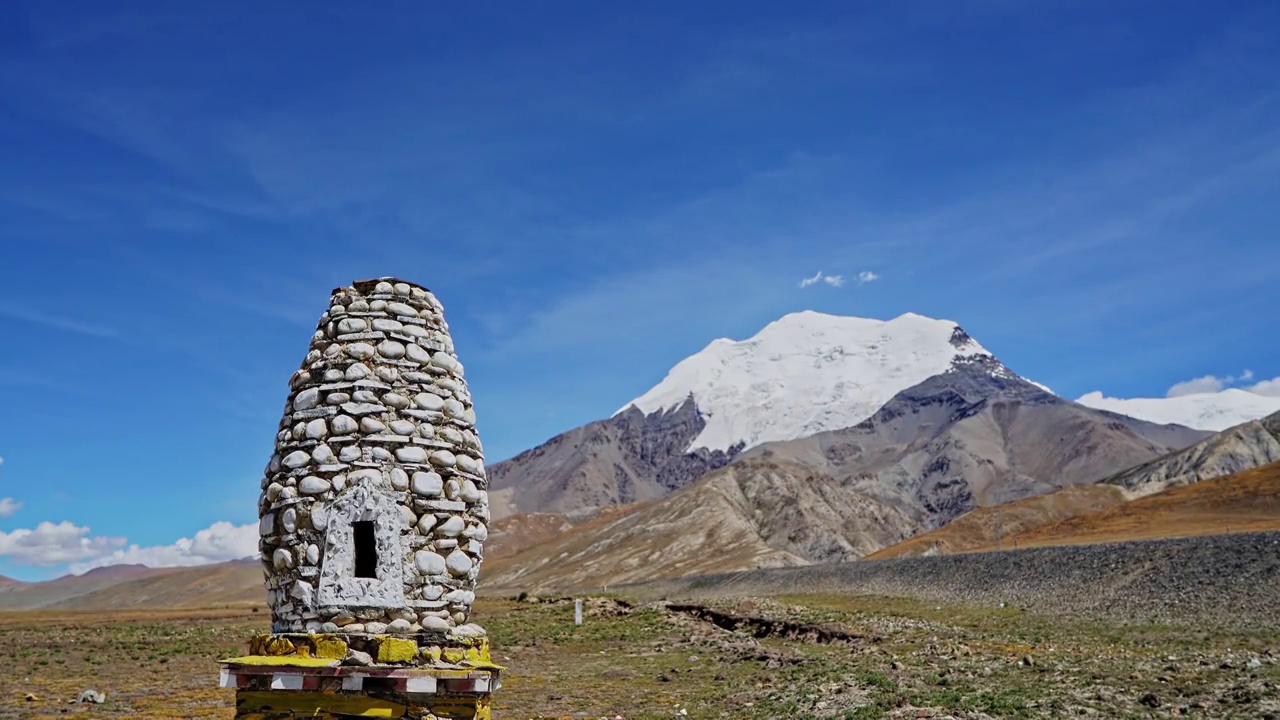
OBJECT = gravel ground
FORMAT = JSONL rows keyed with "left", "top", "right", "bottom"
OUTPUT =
{"left": 629, "top": 531, "right": 1280, "bottom": 627}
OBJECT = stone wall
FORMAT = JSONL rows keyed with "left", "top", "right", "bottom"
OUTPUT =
{"left": 257, "top": 278, "right": 488, "bottom": 637}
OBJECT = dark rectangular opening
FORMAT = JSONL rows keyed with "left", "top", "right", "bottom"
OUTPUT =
{"left": 353, "top": 521, "right": 377, "bottom": 578}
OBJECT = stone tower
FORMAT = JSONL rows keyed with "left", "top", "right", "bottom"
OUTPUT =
{"left": 257, "top": 277, "right": 488, "bottom": 637}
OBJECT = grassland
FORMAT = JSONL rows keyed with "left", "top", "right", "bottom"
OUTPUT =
{"left": 1, "top": 594, "right": 1277, "bottom": 719}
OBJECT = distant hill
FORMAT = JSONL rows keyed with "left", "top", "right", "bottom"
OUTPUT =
{"left": 0, "top": 560, "right": 262, "bottom": 612}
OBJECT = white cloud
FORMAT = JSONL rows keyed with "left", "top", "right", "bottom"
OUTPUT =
{"left": 0, "top": 521, "right": 126, "bottom": 566}
{"left": 0, "top": 516, "right": 257, "bottom": 573}
{"left": 1166, "top": 374, "right": 1228, "bottom": 397}
{"left": 799, "top": 271, "right": 844, "bottom": 289}
{"left": 1165, "top": 370, "right": 1274, "bottom": 398}
{"left": 1248, "top": 376, "right": 1280, "bottom": 397}
{"left": 857, "top": 270, "right": 880, "bottom": 284}
{"left": 0, "top": 498, "right": 20, "bottom": 518}
{"left": 67, "top": 520, "right": 258, "bottom": 575}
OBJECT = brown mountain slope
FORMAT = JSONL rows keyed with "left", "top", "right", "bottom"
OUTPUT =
{"left": 0, "top": 564, "right": 170, "bottom": 610}
{"left": 996, "top": 459, "right": 1280, "bottom": 550}
{"left": 865, "top": 484, "right": 1129, "bottom": 559}
{"left": 480, "top": 457, "right": 913, "bottom": 593}
{"left": 1101, "top": 410, "right": 1280, "bottom": 496}
{"left": 45, "top": 560, "right": 263, "bottom": 611}
{"left": 487, "top": 400, "right": 738, "bottom": 519}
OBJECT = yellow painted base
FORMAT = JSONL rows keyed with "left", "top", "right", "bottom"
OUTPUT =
{"left": 235, "top": 690, "right": 491, "bottom": 719}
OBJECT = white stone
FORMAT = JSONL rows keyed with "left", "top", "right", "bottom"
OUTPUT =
{"left": 404, "top": 342, "right": 430, "bottom": 365}
{"left": 382, "top": 392, "right": 410, "bottom": 409}
{"left": 416, "top": 514, "right": 438, "bottom": 534}
{"left": 389, "top": 420, "right": 416, "bottom": 436}
{"left": 291, "top": 581, "right": 314, "bottom": 606}
{"left": 455, "top": 454, "right": 478, "bottom": 474}
{"left": 337, "top": 318, "right": 368, "bottom": 334}
{"left": 445, "top": 589, "right": 475, "bottom": 605}
{"left": 429, "top": 450, "right": 457, "bottom": 468}
{"left": 443, "top": 398, "right": 465, "bottom": 419}
{"left": 311, "top": 444, "right": 335, "bottom": 464}
{"left": 291, "top": 422, "right": 307, "bottom": 440}
{"left": 436, "top": 516, "right": 465, "bottom": 537}
{"left": 259, "top": 513, "right": 275, "bottom": 536}
{"left": 458, "top": 479, "right": 482, "bottom": 503}
{"left": 359, "top": 417, "right": 386, "bottom": 434}
{"left": 377, "top": 340, "right": 406, "bottom": 359}
{"left": 329, "top": 304, "right": 346, "bottom": 316}
{"left": 417, "top": 423, "right": 436, "bottom": 437}
{"left": 393, "top": 282, "right": 411, "bottom": 296}
{"left": 272, "top": 548, "right": 294, "bottom": 570}
{"left": 415, "top": 551, "right": 446, "bottom": 575}
{"left": 282, "top": 508, "right": 298, "bottom": 533}
{"left": 388, "top": 619, "right": 412, "bottom": 634}
{"left": 444, "top": 479, "right": 460, "bottom": 499}
{"left": 323, "top": 343, "right": 343, "bottom": 358}
{"left": 421, "top": 616, "right": 450, "bottom": 631}
{"left": 299, "top": 476, "right": 330, "bottom": 495}
{"left": 345, "top": 363, "right": 371, "bottom": 381}
{"left": 352, "top": 390, "right": 377, "bottom": 403}
{"left": 423, "top": 585, "right": 444, "bottom": 601}
{"left": 371, "top": 447, "right": 393, "bottom": 462}
{"left": 325, "top": 392, "right": 350, "bottom": 405}
{"left": 372, "top": 318, "right": 403, "bottom": 332}
{"left": 370, "top": 299, "right": 387, "bottom": 312}
{"left": 401, "top": 324, "right": 429, "bottom": 339}
{"left": 312, "top": 505, "right": 330, "bottom": 531}
{"left": 375, "top": 366, "right": 398, "bottom": 383}
{"left": 395, "top": 446, "right": 428, "bottom": 463}
{"left": 283, "top": 450, "right": 311, "bottom": 469}
{"left": 323, "top": 369, "right": 344, "bottom": 382}
{"left": 293, "top": 388, "right": 320, "bottom": 411}
{"left": 429, "top": 352, "right": 462, "bottom": 375}
{"left": 364, "top": 621, "right": 388, "bottom": 635}
{"left": 375, "top": 281, "right": 395, "bottom": 294}
{"left": 348, "top": 468, "right": 383, "bottom": 485}
{"left": 348, "top": 299, "right": 369, "bottom": 312}
{"left": 411, "top": 471, "right": 443, "bottom": 496}
{"left": 266, "top": 483, "right": 284, "bottom": 501}
{"left": 387, "top": 301, "right": 418, "bottom": 317}
{"left": 330, "top": 475, "right": 346, "bottom": 492}
{"left": 469, "top": 522, "right": 488, "bottom": 542}
{"left": 451, "top": 623, "right": 487, "bottom": 639}
{"left": 306, "top": 544, "right": 320, "bottom": 564}
{"left": 280, "top": 486, "right": 299, "bottom": 500}
{"left": 338, "top": 446, "right": 362, "bottom": 463}
{"left": 331, "top": 415, "right": 358, "bottom": 435}
{"left": 400, "top": 505, "right": 417, "bottom": 526}
{"left": 389, "top": 468, "right": 409, "bottom": 491}
{"left": 445, "top": 550, "right": 473, "bottom": 576}
{"left": 414, "top": 393, "right": 444, "bottom": 411}
{"left": 346, "top": 343, "right": 376, "bottom": 360}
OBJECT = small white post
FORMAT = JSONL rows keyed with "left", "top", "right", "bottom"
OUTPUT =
{"left": 574, "top": 598, "right": 583, "bottom": 626}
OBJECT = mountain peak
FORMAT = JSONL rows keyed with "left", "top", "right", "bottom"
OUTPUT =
{"left": 616, "top": 310, "right": 1024, "bottom": 452}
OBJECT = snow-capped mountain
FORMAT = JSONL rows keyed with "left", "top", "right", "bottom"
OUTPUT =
{"left": 615, "top": 310, "right": 1030, "bottom": 452}
{"left": 1076, "top": 389, "right": 1280, "bottom": 432}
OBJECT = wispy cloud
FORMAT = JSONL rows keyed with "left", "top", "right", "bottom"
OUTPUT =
{"left": 799, "top": 271, "right": 844, "bottom": 288}
{"left": 857, "top": 270, "right": 880, "bottom": 284}
{"left": 1165, "top": 370, "right": 1276, "bottom": 397}
{"left": 0, "top": 305, "right": 119, "bottom": 339}
{"left": 0, "top": 498, "right": 19, "bottom": 518}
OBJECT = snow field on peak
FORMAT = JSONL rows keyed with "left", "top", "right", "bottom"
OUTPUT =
{"left": 618, "top": 311, "right": 999, "bottom": 452}
{"left": 1076, "top": 388, "right": 1280, "bottom": 432}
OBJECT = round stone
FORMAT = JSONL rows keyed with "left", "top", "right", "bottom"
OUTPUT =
{"left": 415, "top": 551, "right": 446, "bottom": 575}
{"left": 305, "top": 418, "right": 328, "bottom": 440}
{"left": 429, "top": 352, "right": 461, "bottom": 375}
{"left": 259, "top": 513, "right": 275, "bottom": 535}
{"left": 421, "top": 616, "right": 450, "bottom": 631}
{"left": 293, "top": 388, "right": 320, "bottom": 411}
{"left": 272, "top": 548, "right": 294, "bottom": 570}
{"left": 348, "top": 299, "right": 369, "bottom": 312}
{"left": 387, "top": 301, "right": 418, "bottom": 318}
{"left": 377, "top": 340, "right": 406, "bottom": 359}
{"left": 417, "top": 423, "right": 436, "bottom": 438}
{"left": 389, "top": 468, "right": 409, "bottom": 491}
{"left": 299, "top": 476, "right": 330, "bottom": 495}
{"left": 393, "top": 282, "right": 411, "bottom": 296}
{"left": 382, "top": 392, "right": 410, "bottom": 409}
{"left": 337, "top": 318, "right": 368, "bottom": 334}
{"left": 346, "top": 343, "right": 376, "bottom": 360}
{"left": 411, "top": 471, "right": 443, "bottom": 496}
{"left": 423, "top": 585, "right": 444, "bottom": 601}
{"left": 416, "top": 514, "right": 438, "bottom": 534}
{"left": 375, "top": 281, "right": 395, "bottom": 294}
{"left": 443, "top": 398, "right": 465, "bottom": 419}
{"left": 331, "top": 415, "right": 358, "bottom": 435}
{"left": 365, "top": 621, "right": 388, "bottom": 635}
{"left": 338, "top": 445, "right": 362, "bottom": 462}
{"left": 400, "top": 505, "right": 417, "bottom": 526}
{"left": 445, "top": 550, "right": 473, "bottom": 577}
{"left": 266, "top": 483, "right": 284, "bottom": 501}
{"left": 436, "top": 516, "right": 465, "bottom": 537}
{"left": 401, "top": 324, "right": 429, "bottom": 339}
{"left": 306, "top": 544, "right": 321, "bottom": 564}
{"left": 469, "top": 522, "right": 489, "bottom": 542}
{"left": 371, "top": 447, "right": 393, "bottom": 462}
{"left": 325, "top": 392, "right": 350, "bottom": 405}
{"left": 281, "top": 508, "right": 298, "bottom": 532}
{"left": 345, "top": 363, "right": 371, "bottom": 381}
{"left": 370, "top": 299, "right": 387, "bottom": 312}
{"left": 323, "top": 369, "right": 344, "bottom": 382}
{"left": 348, "top": 468, "right": 382, "bottom": 485}
{"left": 455, "top": 454, "right": 478, "bottom": 474}
{"left": 282, "top": 450, "right": 311, "bottom": 469}
{"left": 329, "top": 304, "right": 346, "bottom": 316}
{"left": 388, "top": 619, "right": 412, "bottom": 634}
{"left": 429, "top": 450, "right": 457, "bottom": 468}
{"left": 396, "top": 446, "right": 428, "bottom": 463}
{"left": 352, "top": 390, "right": 377, "bottom": 403}
{"left": 458, "top": 480, "right": 482, "bottom": 503}
{"left": 414, "top": 393, "right": 444, "bottom": 411}
{"left": 375, "top": 366, "right": 399, "bottom": 383}
{"left": 359, "top": 417, "right": 386, "bottom": 434}
{"left": 372, "top": 318, "right": 403, "bottom": 332}
{"left": 331, "top": 475, "right": 346, "bottom": 492}
{"left": 444, "top": 479, "right": 460, "bottom": 499}
{"left": 311, "top": 444, "right": 335, "bottom": 464}
{"left": 405, "top": 342, "right": 430, "bottom": 365}
{"left": 389, "top": 420, "right": 416, "bottom": 436}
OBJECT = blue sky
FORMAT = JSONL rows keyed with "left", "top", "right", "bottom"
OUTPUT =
{"left": 1, "top": 1, "right": 1278, "bottom": 580}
